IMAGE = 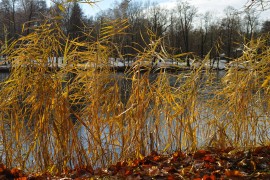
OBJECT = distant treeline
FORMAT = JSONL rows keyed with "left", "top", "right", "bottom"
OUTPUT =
{"left": 0, "top": 0, "right": 270, "bottom": 61}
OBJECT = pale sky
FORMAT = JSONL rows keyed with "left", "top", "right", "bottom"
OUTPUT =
{"left": 46, "top": 0, "right": 270, "bottom": 20}
{"left": 80, "top": 0, "right": 269, "bottom": 20}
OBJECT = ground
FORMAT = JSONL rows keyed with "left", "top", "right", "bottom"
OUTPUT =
{"left": 2, "top": 146, "right": 270, "bottom": 179}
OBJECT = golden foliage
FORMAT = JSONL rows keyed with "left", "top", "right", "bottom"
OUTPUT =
{"left": 0, "top": 1, "right": 270, "bottom": 174}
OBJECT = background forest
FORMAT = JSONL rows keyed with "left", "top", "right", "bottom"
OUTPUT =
{"left": 0, "top": 0, "right": 269, "bottom": 62}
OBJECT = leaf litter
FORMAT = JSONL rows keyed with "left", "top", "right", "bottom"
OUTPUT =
{"left": 2, "top": 146, "right": 270, "bottom": 179}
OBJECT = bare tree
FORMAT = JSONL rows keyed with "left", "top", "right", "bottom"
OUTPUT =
{"left": 49, "top": 0, "right": 73, "bottom": 35}
{"left": 18, "top": 0, "right": 47, "bottom": 34}
{"left": 246, "top": 0, "right": 270, "bottom": 10}
{"left": 261, "top": 20, "right": 270, "bottom": 33}
{"left": 126, "top": 1, "right": 147, "bottom": 57}
{"left": 0, "top": 0, "right": 18, "bottom": 38}
{"left": 220, "top": 6, "right": 242, "bottom": 58}
{"left": 176, "top": 1, "right": 197, "bottom": 66}
{"left": 166, "top": 11, "right": 177, "bottom": 52}
{"left": 197, "top": 11, "right": 212, "bottom": 58}
{"left": 147, "top": 4, "right": 169, "bottom": 38}
{"left": 243, "top": 9, "right": 259, "bottom": 39}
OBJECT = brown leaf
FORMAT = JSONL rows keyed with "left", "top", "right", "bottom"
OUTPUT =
{"left": 167, "top": 175, "right": 175, "bottom": 180}
{"left": 116, "top": 161, "right": 128, "bottom": 168}
{"left": 212, "top": 170, "right": 221, "bottom": 177}
{"left": 63, "top": 167, "right": 71, "bottom": 174}
{"left": 153, "top": 155, "right": 161, "bottom": 162}
{"left": 253, "top": 146, "right": 270, "bottom": 155}
{"left": 203, "top": 174, "right": 216, "bottom": 180}
{"left": 193, "top": 150, "right": 210, "bottom": 159}
{"left": 225, "top": 169, "right": 245, "bottom": 177}
{"left": 148, "top": 166, "right": 159, "bottom": 176}
{"left": 85, "top": 165, "right": 94, "bottom": 174}
{"left": 203, "top": 155, "right": 216, "bottom": 163}
{"left": 11, "top": 168, "right": 23, "bottom": 177}
{"left": 150, "top": 151, "right": 159, "bottom": 157}
{"left": 204, "top": 163, "right": 214, "bottom": 170}
{"left": 0, "top": 164, "right": 6, "bottom": 174}
{"left": 162, "top": 166, "right": 178, "bottom": 174}
{"left": 179, "top": 166, "right": 193, "bottom": 176}
{"left": 93, "top": 168, "right": 103, "bottom": 175}
{"left": 223, "top": 147, "right": 235, "bottom": 153}
{"left": 173, "top": 151, "right": 185, "bottom": 160}
{"left": 15, "top": 177, "right": 27, "bottom": 180}
{"left": 141, "top": 164, "right": 152, "bottom": 169}
{"left": 132, "top": 159, "right": 140, "bottom": 167}
{"left": 125, "top": 169, "right": 133, "bottom": 176}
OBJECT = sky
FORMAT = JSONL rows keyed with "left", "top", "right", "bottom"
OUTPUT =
{"left": 83, "top": 0, "right": 270, "bottom": 20}
{"left": 46, "top": 0, "right": 270, "bottom": 20}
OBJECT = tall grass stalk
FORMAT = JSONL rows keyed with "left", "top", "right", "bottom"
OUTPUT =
{"left": 0, "top": 11, "right": 270, "bottom": 173}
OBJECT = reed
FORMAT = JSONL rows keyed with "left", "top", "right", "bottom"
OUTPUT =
{"left": 0, "top": 2, "right": 269, "bottom": 173}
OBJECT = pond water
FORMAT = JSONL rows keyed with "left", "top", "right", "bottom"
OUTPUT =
{"left": 0, "top": 72, "right": 9, "bottom": 81}
{"left": 1, "top": 70, "right": 269, "bottom": 169}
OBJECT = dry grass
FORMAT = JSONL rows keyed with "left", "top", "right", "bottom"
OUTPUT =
{"left": 0, "top": 5, "right": 269, "bottom": 174}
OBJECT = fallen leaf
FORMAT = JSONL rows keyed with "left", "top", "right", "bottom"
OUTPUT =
{"left": 179, "top": 166, "right": 193, "bottom": 176}
{"left": 193, "top": 150, "right": 210, "bottom": 159}
{"left": 141, "top": 164, "right": 152, "bottom": 170}
{"left": 15, "top": 177, "right": 27, "bottom": 180}
{"left": 203, "top": 155, "right": 216, "bottom": 163}
{"left": 0, "top": 164, "right": 6, "bottom": 174}
{"left": 116, "top": 161, "right": 128, "bottom": 168}
{"left": 162, "top": 166, "right": 178, "bottom": 174}
{"left": 167, "top": 174, "right": 175, "bottom": 180}
{"left": 223, "top": 147, "right": 235, "bottom": 153}
{"left": 203, "top": 174, "right": 216, "bottom": 180}
{"left": 150, "top": 151, "right": 159, "bottom": 157}
{"left": 204, "top": 163, "right": 214, "bottom": 170}
{"left": 225, "top": 169, "right": 245, "bottom": 177}
{"left": 148, "top": 166, "right": 159, "bottom": 176}
{"left": 173, "top": 151, "right": 185, "bottom": 160}
{"left": 11, "top": 168, "right": 23, "bottom": 177}
{"left": 253, "top": 146, "right": 270, "bottom": 156}
{"left": 93, "top": 168, "right": 103, "bottom": 175}
{"left": 125, "top": 169, "right": 133, "bottom": 176}
{"left": 153, "top": 155, "right": 161, "bottom": 162}
{"left": 131, "top": 159, "right": 140, "bottom": 167}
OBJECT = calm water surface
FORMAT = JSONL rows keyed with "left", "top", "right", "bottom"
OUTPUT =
{"left": 0, "top": 70, "right": 233, "bottom": 168}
